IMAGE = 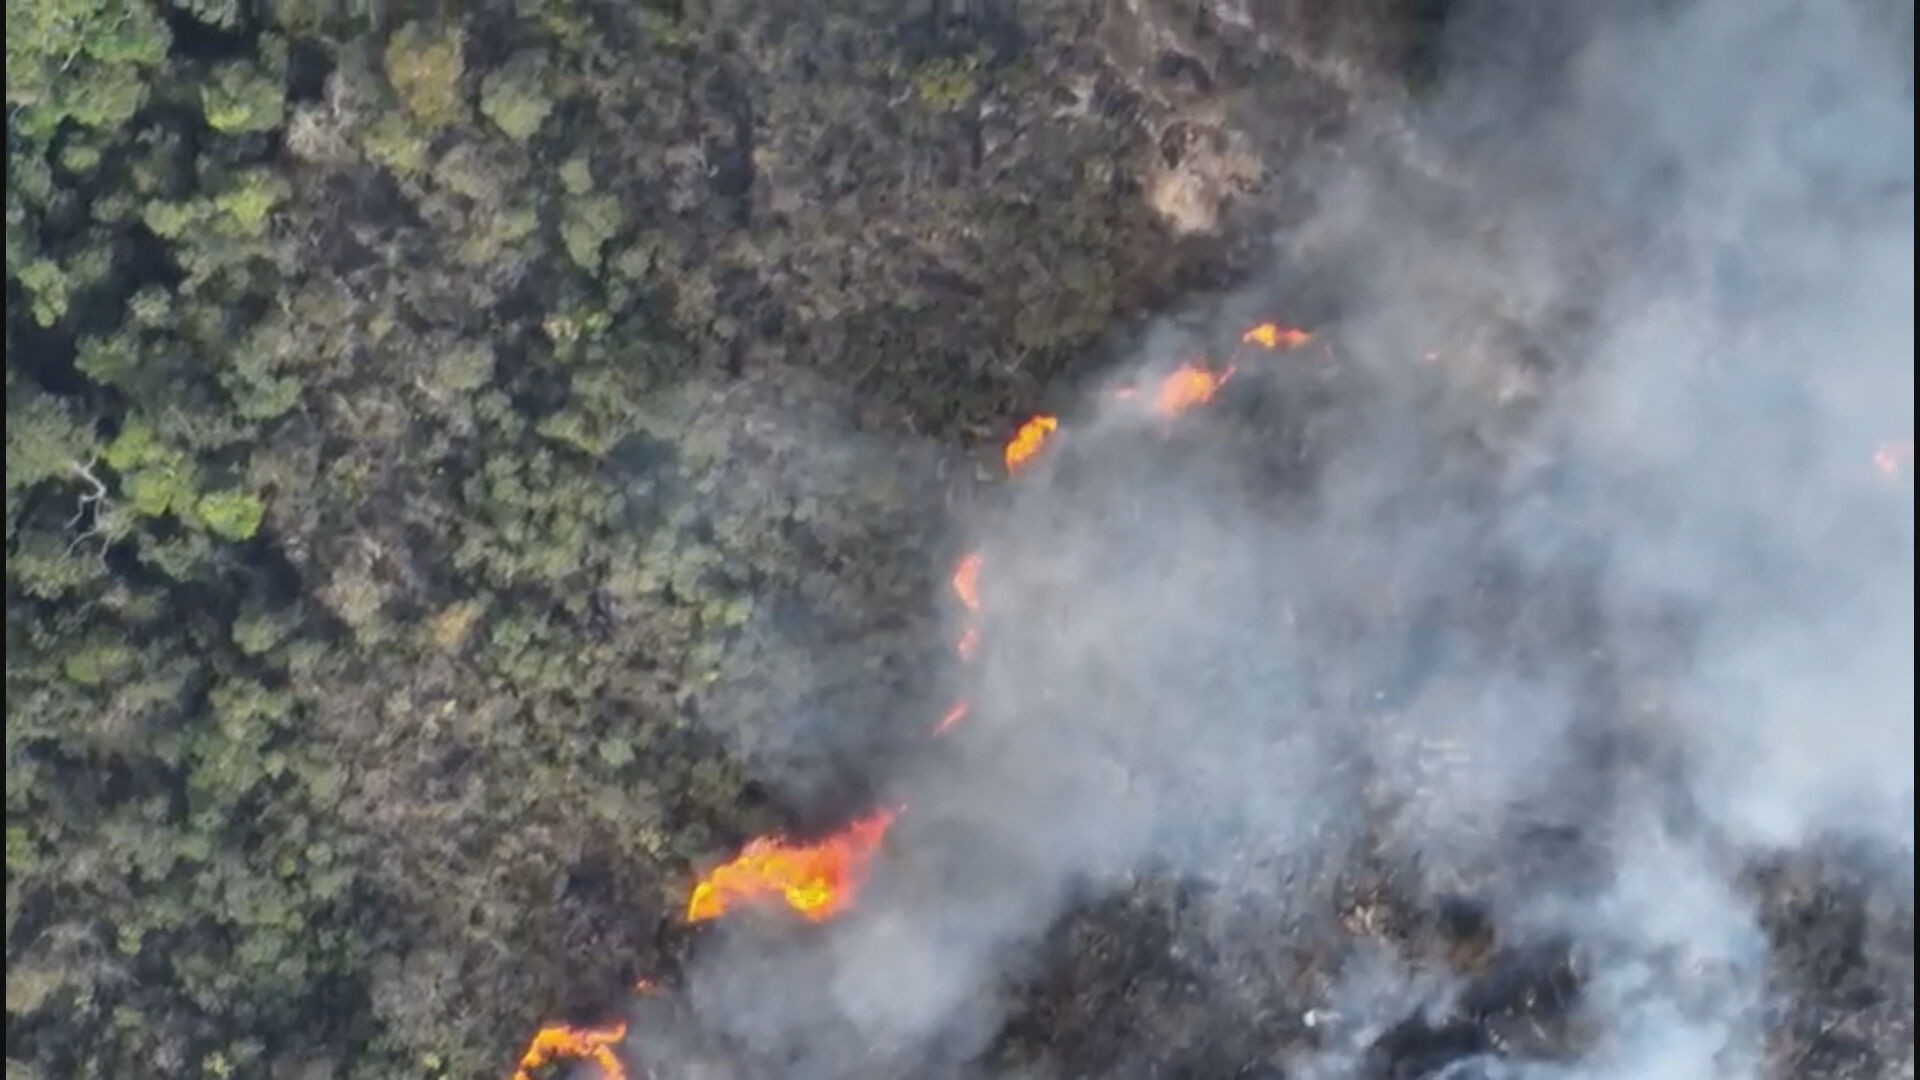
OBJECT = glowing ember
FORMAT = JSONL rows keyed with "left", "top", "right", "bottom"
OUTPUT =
{"left": 952, "top": 552, "right": 983, "bottom": 612}
{"left": 1873, "top": 440, "right": 1914, "bottom": 480}
{"left": 1153, "top": 363, "right": 1234, "bottom": 416}
{"left": 935, "top": 700, "right": 970, "bottom": 735}
{"left": 1242, "top": 322, "right": 1313, "bottom": 351}
{"left": 1004, "top": 414, "right": 1061, "bottom": 475}
{"left": 686, "top": 809, "right": 897, "bottom": 924}
{"left": 510, "top": 1020, "right": 627, "bottom": 1080}
{"left": 956, "top": 624, "right": 982, "bottom": 660}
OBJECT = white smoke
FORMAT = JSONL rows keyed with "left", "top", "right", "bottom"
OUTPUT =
{"left": 669, "top": 1, "right": 1913, "bottom": 1076}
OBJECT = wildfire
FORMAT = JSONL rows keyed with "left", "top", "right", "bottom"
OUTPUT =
{"left": 1242, "top": 322, "right": 1313, "bottom": 351}
{"left": 510, "top": 1020, "right": 627, "bottom": 1080}
{"left": 1005, "top": 415, "right": 1061, "bottom": 475}
{"left": 686, "top": 809, "right": 898, "bottom": 924}
{"left": 952, "top": 552, "right": 983, "bottom": 612}
{"left": 502, "top": 314, "right": 1318, "bottom": 1077}
{"left": 1153, "top": 363, "right": 1235, "bottom": 417}
{"left": 1873, "top": 440, "right": 1914, "bottom": 481}
{"left": 935, "top": 700, "right": 970, "bottom": 735}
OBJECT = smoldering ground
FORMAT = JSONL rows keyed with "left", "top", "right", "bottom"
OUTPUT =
{"left": 653, "top": 1, "right": 1913, "bottom": 1077}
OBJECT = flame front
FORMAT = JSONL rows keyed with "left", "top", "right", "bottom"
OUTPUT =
{"left": 1005, "top": 415, "right": 1061, "bottom": 475}
{"left": 500, "top": 314, "right": 1320, "bottom": 1079}
{"left": 510, "top": 1020, "right": 627, "bottom": 1080}
{"left": 952, "top": 552, "right": 983, "bottom": 612}
{"left": 1153, "top": 364, "right": 1234, "bottom": 416}
{"left": 1874, "top": 439, "right": 1914, "bottom": 480}
{"left": 686, "top": 809, "right": 898, "bottom": 924}
{"left": 935, "top": 699, "right": 970, "bottom": 735}
{"left": 1242, "top": 322, "right": 1313, "bottom": 351}
{"left": 956, "top": 624, "right": 982, "bottom": 660}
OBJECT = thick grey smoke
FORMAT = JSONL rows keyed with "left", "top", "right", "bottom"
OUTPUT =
{"left": 669, "top": 1, "right": 1913, "bottom": 1076}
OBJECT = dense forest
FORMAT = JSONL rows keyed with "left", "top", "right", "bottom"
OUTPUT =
{"left": 4, "top": 1, "right": 1434, "bottom": 1075}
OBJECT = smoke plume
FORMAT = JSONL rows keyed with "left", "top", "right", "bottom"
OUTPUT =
{"left": 668, "top": 1, "right": 1913, "bottom": 1076}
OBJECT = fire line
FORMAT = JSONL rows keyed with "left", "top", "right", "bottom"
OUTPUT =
{"left": 952, "top": 552, "right": 983, "bottom": 612}
{"left": 935, "top": 700, "right": 971, "bottom": 735}
{"left": 1152, "top": 363, "right": 1235, "bottom": 417}
{"left": 503, "top": 315, "right": 1312, "bottom": 1077}
{"left": 686, "top": 809, "right": 899, "bottom": 924}
{"left": 1242, "top": 322, "right": 1313, "bottom": 351}
{"left": 510, "top": 1020, "right": 628, "bottom": 1080}
{"left": 1873, "top": 439, "right": 1914, "bottom": 481}
{"left": 1005, "top": 415, "right": 1061, "bottom": 475}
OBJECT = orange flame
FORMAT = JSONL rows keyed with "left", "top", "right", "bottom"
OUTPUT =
{"left": 1873, "top": 440, "right": 1914, "bottom": 481}
{"left": 1153, "top": 364, "right": 1234, "bottom": 416}
{"left": 951, "top": 552, "right": 983, "bottom": 613}
{"left": 686, "top": 809, "right": 897, "bottom": 924}
{"left": 1242, "top": 323, "right": 1313, "bottom": 351}
{"left": 510, "top": 1020, "right": 627, "bottom": 1080}
{"left": 1004, "top": 415, "right": 1060, "bottom": 475}
{"left": 956, "top": 624, "right": 982, "bottom": 661}
{"left": 935, "top": 700, "right": 970, "bottom": 735}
